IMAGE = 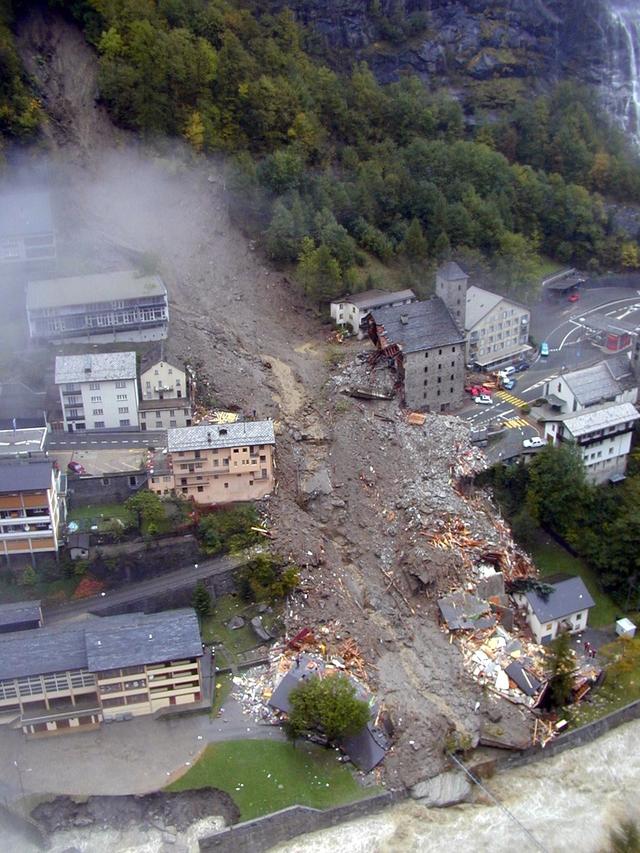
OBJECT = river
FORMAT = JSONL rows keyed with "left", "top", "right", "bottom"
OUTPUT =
{"left": 273, "top": 718, "right": 640, "bottom": 853}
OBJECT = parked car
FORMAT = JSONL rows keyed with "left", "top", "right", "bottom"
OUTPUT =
{"left": 568, "top": 292, "right": 580, "bottom": 303}
{"left": 502, "top": 378, "right": 516, "bottom": 391}
{"left": 514, "top": 362, "right": 530, "bottom": 372}
{"left": 474, "top": 394, "right": 493, "bottom": 405}
{"left": 540, "top": 342, "right": 549, "bottom": 357}
{"left": 67, "top": 460, "right": 86, "bottom": 475}
{"left": 523, "top": 436, "right": 545, "bottom": 448}
{"left": 465, "top": 385, "right": 480, "bottom": 396}
{"left": 498, "top": 366, "right": 516, "bottom": 377}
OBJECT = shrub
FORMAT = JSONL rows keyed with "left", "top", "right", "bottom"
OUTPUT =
{"left": 239, "top": 554, "right": 299, "bottom": 603}
{"left": 286, "top": 674, "right": 370, "bottom": 742}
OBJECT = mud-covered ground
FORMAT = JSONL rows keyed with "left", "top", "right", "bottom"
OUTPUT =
{"left": 12, "top": 8, "right": 532, "bottom": 791}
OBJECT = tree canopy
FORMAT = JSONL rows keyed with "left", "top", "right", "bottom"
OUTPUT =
{"left": 286, "top": 674, "right": 370, "bottom": 742}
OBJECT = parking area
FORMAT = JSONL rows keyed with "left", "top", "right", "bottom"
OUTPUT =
{"left": 54, "top": 447, "right": 147, "bottom": 477}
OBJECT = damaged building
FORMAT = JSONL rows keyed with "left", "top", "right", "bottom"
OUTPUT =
{"left": 367, "top": 298, "right": 466, "bottom": 412}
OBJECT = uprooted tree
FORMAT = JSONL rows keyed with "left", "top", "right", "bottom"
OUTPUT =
{"left": 285, "top": 674, "right": 370, "bottom": 743}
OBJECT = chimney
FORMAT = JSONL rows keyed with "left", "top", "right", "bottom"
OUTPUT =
{"left": 400, "top": 314, "right": 409, "bottom": 325}
{"left": 207, "top": 431, "right": 212, "bottom": 444}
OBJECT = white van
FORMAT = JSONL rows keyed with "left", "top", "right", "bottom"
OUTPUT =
{"left": 497, "top": 366, "right": 516, "bottom": 379}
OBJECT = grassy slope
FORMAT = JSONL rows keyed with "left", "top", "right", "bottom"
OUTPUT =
{"left": 166, "top": 739, "right": 376, "bottom": 820}
{"left": 570, "top": 637, "right": 640, "bottom": 726}
{"left": 529, "top": 531, "right": 618, "bottom": 628}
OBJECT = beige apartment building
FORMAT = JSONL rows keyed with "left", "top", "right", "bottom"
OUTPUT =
{"left": 0, "top": 609, "right": 204, "bottom": 737}
{"left": 436, "top": 261, "right": 530, "bottom": 370}
{"left": 157, "top": 421, "right": 276, "bottom": 504}
{"left": 0, "top": 462, "right": 66, "bottom": 563}
{"left": 139, "top": 356, "right": 193, "bottom": 430}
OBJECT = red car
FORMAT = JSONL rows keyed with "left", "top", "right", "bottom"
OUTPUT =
{"left": 67, "top": 460, "right": 86, "bottom": 475}
{"left": 568, "top": 292, "right": 580, "bottom": 303}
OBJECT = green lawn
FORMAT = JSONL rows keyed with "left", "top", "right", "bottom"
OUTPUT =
{"left": 68, "top": 503, "right": 134, "bottom": 533}
{"left": 529, "top": 531, "right": 618, "bottom": 628}
{"left": 0, "top": 574, "right": 77, "bottom": 604}
{"left": 211, "top": 673, "right": 233, "bottom": 718}
{"left": 166, "top": 739, "right": 377, "bottom": 820}
{"left": 569, "top": 637, "right": 640, "bottom": 726}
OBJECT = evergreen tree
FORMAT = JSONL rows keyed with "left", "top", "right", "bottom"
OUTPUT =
{"left": 191, "top": 581, "right": 212, "bottom": 621}
{"left": 402, "top": 217, "right": 429, "bottom": 260}
{"left": 546, "top": 630, "right": 576, "bottom": 709}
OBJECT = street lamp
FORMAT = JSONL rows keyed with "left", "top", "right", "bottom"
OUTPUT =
{"left": 13, "top": 760, "right": 25, "bottom": 801}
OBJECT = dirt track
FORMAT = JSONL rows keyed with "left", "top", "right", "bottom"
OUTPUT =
{"left": 14, "top": 8, "right": 532, "bottom": 790}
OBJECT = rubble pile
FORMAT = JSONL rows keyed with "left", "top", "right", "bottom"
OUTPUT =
{"left": 330, "top": 353, "right": 396, "bottom": 399}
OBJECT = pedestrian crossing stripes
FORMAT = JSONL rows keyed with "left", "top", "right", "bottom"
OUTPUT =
{"left": 502, "top": 417, "right": 529, "bottom": 429}
{"left": 495, "top": 390, "right": 528, "bottom": 407}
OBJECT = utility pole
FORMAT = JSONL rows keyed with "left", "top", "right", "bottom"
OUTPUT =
{"left": 13, "top": 760, "right": 25, "bottom": 802}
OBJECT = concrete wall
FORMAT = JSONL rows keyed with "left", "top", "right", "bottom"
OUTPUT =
{"left": 404, "top": 343, "right": 465, "bottom": 412}
{"left": 199, "top": 791, "right": 406, "bottom": 853}
{"left": 68, "top": 472, "right": 147, "bottom": 505}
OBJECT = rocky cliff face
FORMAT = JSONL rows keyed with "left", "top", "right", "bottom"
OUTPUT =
{"left": 269, "top": 0, "right": 640, "bottom": 138}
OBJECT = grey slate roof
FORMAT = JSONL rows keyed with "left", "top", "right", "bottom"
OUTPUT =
{"left": 437, "top": 261, "right": 468, "bottom": 281}
{"left": 0, "top": 190, "right": 53, "bottom": 238}
{"left": 27, "top": 270, "right": 166, "bottom": 310}
{"left": 371, "top": 297, "right": 465, "bottom": 354}
{"left": 437, "top": 591, "right": 496, "bottom": 631}
{"left": 55, "top": 352, "right": 137, "bottom": 384}
{"left": 167, "top": 420, "right": 275, "bottom": 452}
{"left": 0, "top": 601, "right": 42, "bottom": 630}
{"left": 563, "top": 362, "right": 622, "bottom": 407}
{"left": 605, "top": 354, "right": 638, "bottom": 394}
{"left": 0, "top": 461, "right": 53, "bottom": 493}
{"left": 504, "top": 661, "right": 541, "bottom": 697}
{"left": 85, "top": 609, "right": 202, "bottom": 671}
{"left": 0, "top": 625, "right": 88, "bottom": 679}
{"left": 0, "top": 609, "right": 202, "bottom": 681}
{"left": 523, "top": 576, "right": 595, "bottom": 623}
{"left": 335, "top": 289, "right": 416, "bottom": 310}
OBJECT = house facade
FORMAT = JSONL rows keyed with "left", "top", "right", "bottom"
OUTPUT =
{"left": 138, "top": 357, "right": 192, "bottom": 430}
{"left": 157, "top": 421, "right": 276, "bottom": 504}
{"left": 27, "top": 270, "right": 168, "bottom": 343}
{"left": 0, "top": 462, "right": 66, "bottom": 563}
{"left": 515, "top": 576, "right": 595, "bottom": 644}
{"left": 544, "top": 403, "right": 640, "bottom": 483}
{"left": 330, "top": 289, "right": 416, "bottom": 337}
{"left": 55, "top": 352, "right": 139, "bottom": 432}
{"left": 0, "top": 609, "right": 203, "bottom": 737}
{"left": 367, "top": 298, "right": 466, "bottom": 412}
{"left": 436, "top": 262, "right": 530, "bottom": 370}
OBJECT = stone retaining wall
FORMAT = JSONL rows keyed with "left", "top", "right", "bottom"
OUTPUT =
{"left": 198, "top": 791, "right": 406, "bottom": 853}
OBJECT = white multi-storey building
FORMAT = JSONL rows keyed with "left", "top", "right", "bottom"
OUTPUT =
{"left": 55, "top": 353, "right": 139, "bottom": 432}
{"left": 542, "top": 358, "right": 639, "bottom": 483}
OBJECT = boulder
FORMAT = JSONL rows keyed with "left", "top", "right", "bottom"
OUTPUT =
{"left": 410, "top": 771, "right": 472, "bottom": 807}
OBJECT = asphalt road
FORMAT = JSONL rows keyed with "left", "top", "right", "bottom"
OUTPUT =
{"left": 44, "top": 553, "right": 243, "bottom": 625}
{"left": 47, "top": 429, "right": 166, "bottom": 450}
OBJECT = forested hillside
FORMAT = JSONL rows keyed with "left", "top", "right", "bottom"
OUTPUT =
{"left": 4, "top": 0, "right": 640, "bottom": 299}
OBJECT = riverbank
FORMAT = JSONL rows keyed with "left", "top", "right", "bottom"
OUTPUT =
{"left": 272, "top": 717, "right": 640, "bottom": 852}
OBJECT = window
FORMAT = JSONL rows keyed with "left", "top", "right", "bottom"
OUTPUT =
{"left": 170, "top": 420, "right": 177, "bottom": 428}
{"left": 117, "top": 394, "right": 127, "bottom": 401}
{"left": 102, "top": 477, "right": 110, "bottom": 486}
{"left": 452, "top": 346, "right": 455, "bottom": 352}
{"left": 141, "top": 412, "right": 146, "bottom": 419}
{"left": 154, "top": 369, "right": 159, "bottom": 375}
{"left": 168, "top": 368, "right": 173, "bottom": 375}
{"left": 90, "top": 395, "right": 101, "bottom": 403}
{"left": 128, "top": 476, "right": 137, "bottom": 486}
{"left": 181, "top": 478, "right": 187, "bottom": 486}
{"left": 146, "top": 381, "right": 151, "bottom": 388}
{"left": 89, "top": 382, "right": 100, "bottom": 391}
{"left": 92, "top": 408, "right": 103, "bottom": 415}
{"left": 119, "top": 419, "right": 130, "bottom": 427}
{"left": 169, "top": 410, "right": 175, "bottom": 416}
{"left": 197, "top": 486, "right": 204, "bottom": 493}
{"left": 224, "top": 482, "right": 229, "bottom": 489}
{"left": 94, "top": 421, "right": 105, "bottom": 429}
{"left": 424, "top": 352, "right": 428, "bottom": 359}
{"left": 115, "top": 381, "right": 126, "bottom": 389}
{"left": 438, "top": 349, "right": 442, "bottom": 355}
{"left": 118, "top": 407, "right": 129, "bottom": 414}
{"left": 261, "top": 468, "right": 267, "bottom": 478}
